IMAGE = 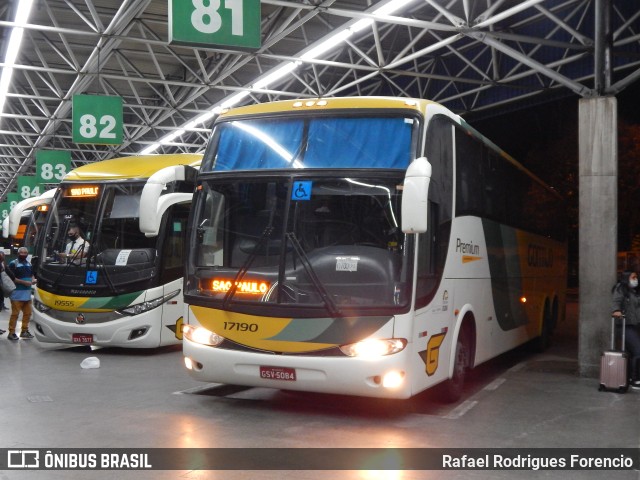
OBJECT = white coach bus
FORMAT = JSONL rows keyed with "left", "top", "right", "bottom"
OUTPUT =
{"left": 32, "top": 154, "right": 201, "bottom": 348}
{"left": 181, "top": 97, "right": 566, "bottom": 400}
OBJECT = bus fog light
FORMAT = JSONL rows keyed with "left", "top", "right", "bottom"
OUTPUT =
{"left": 184, "top": 357, "right": 194, "bottom": 370}
{"left": 382, "top": 370, "right": 405, "bottom": 389}
{"left": 339, "top": 338, "right": 406, "bottom": 357}
{"left": 182, "top": 324, "right": 224, "bottom": 346}
{"left": 184, "top": 357, "right": 203, "bottom": 371}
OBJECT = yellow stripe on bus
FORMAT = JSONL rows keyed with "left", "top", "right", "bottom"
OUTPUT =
{"left": 189, "top": 306, "right": 336, "bottom": 353}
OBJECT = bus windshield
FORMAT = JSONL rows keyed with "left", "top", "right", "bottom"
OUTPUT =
{"left": 38, "top": 183, "right": 156, "bottom": 292}
{"left": 203, "top": 115, "right": 416, "bottom": 171}
{"left": 189, "top": 174, "right": 412, "bottom": 317}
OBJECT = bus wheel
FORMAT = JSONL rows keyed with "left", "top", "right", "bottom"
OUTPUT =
{"left": 440, "top": 331, "right": 470, "bottom": 403}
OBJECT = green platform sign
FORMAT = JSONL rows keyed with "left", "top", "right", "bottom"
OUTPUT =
{"left": 36, "top": 150, "right": 71, "bottom": 184}
{"left": 169, "top": 0, "right": 261, "bottom": 50}
{"left": 0, "top": 203, "right": 9, "bottom": 221}
{"left": 72, "top": 95, "right": 123, "bottom": 145}
{"left": 17, "top": 176, "right": 43, "bottom": 199}
{"left": 7, "top": 193, "right": 22, "bottom": 210}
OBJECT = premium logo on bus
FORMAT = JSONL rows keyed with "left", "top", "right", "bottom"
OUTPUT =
{"left": 75, "top": 313, "right": 85, "bottom": 324}
{"left": 456, "top": 238, "right": 482, "bottom": 263}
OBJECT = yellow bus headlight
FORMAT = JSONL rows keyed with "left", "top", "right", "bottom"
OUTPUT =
{"left": 339, "top": 338, "right": 406, "bottom": 358}
{"left": 182, "top": 324, "right": 224, "bottom": 347}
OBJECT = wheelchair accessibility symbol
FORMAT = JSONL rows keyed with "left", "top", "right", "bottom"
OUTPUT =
{"left": 291, "top": 181, "right": 312, "bottom": 201}
{"left": 85, "top": 270, "right": 98, "bottom": 285}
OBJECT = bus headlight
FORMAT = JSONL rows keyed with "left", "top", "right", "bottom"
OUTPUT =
{"left": 117, "top": 290, "right": 180, "bottom": 316}
{"left": 34, "top": 299, "right": 51, "bottom": 313}
{"left": 182, "top": 324, "right": 224, "bottom": 347}
{"left": 339, "top": 338, "right": 406, "bottom": 357}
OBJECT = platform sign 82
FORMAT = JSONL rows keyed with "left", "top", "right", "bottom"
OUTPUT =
{"left": 169, "top": 0, "right": 261, "bottom": 50}
{"left": 72, "top": 95, "right": 123, "bottom": 145}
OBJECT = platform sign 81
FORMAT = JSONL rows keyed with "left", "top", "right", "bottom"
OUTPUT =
{"left": 169, "top": 0, "right": 261, "bottom": 50}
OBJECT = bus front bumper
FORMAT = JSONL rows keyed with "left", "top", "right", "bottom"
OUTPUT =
{"left": 32, "top": 310, "right": 172, "bottom": 348}
{"left": 182, "top": 338, "right": 414, "bottom": 399}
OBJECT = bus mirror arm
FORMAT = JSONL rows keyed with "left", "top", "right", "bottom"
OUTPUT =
{"left": 8, "top": 189, "right": 55, "bottom": 237}
{"left": 141, "top": 193, "right": 193, "bottom": 237}
{"left": 401, "top": 157, "right": 432, "bottom": 234}
{"left": 140, "top": 165, "right": 198, "bottom": 236}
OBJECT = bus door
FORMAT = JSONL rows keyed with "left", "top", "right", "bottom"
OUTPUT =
{"left": 159, "top": 202, "right": 191, "bottom": 344}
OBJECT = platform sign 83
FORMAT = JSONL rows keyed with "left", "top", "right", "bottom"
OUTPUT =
{"left": 169, "top": 0, "right": 261, "bottom": 50}
{"left": 36, "top": 151, "right": 71, "bottom": 184}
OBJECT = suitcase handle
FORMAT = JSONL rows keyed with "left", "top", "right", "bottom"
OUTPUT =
{"left": 611, "top": 315, "right": 626, "bottom": 351}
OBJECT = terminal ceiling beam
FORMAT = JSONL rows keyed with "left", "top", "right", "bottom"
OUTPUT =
{"left": 0, "top": 1, "right": 638, "bottom": 186}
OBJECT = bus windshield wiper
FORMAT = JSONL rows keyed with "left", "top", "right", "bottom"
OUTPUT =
{"left": 50, "top": 246, "right": 87, "bottom": 290}
{"left": 285, "top": 232, "right": 340, "bottom": 318}
{"left": 90, "top": 253, "right": 118, "bottom": 297}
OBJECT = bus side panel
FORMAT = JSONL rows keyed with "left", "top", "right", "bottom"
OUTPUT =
{"left": 409, "top": 216, "right": 494, "bottom": 395}
{"left": 409, "top": 283, "right": 456, "bottom": 395}
{"left": 477, "top": 219, "right": 566, "bottom": 364}
{"left": 410, "top": 215, "right": 566, "bottom": 391}
{"left": 159, "top": 277, "right": 185, "bottom": 346}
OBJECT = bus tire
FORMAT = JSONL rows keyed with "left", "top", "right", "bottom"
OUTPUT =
{"left": 440, "top": 328, "right": 471, "bottom": 403}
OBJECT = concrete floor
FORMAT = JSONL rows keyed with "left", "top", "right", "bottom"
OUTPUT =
{"left": 0, "top": 295, "right": 638, "bottom": 480}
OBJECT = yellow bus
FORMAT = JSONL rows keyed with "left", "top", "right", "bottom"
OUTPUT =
{"left": 182, "top": 97, "right": 567, "bottom": 400}
{"left": 33, "top": 154, "right": 201, "bottom": 348}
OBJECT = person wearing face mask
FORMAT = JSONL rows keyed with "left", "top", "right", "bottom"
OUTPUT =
{"left": 612, "top": 270, "right": 640, "bottom": 389}
{"left": 58, "top": 223, "right": 90, "bottom": 265}
{"left": 5, "top": 247, "right": 36, "bottom": 341}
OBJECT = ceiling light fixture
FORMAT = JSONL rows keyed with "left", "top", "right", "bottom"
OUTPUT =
{"left": 0, "top": 0, "right": 35, "bottom": 119}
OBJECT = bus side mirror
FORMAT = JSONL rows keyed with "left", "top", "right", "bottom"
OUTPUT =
{"left": 139, "top": 165, "right": 198, "bottom": 237}
{"left": 401, "top": 157, "right": 432, "bottom": 234}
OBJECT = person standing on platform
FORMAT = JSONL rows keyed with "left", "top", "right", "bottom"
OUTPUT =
{"left": 611, "top": 270, "right": 640, "bottom": 389}
{"left": 6, "top": 247, "right": 36, "bottom": 341}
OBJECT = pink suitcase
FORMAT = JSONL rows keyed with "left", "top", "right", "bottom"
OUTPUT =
{"left": 598, "top": 316, "right": 628, "bottom": 393}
